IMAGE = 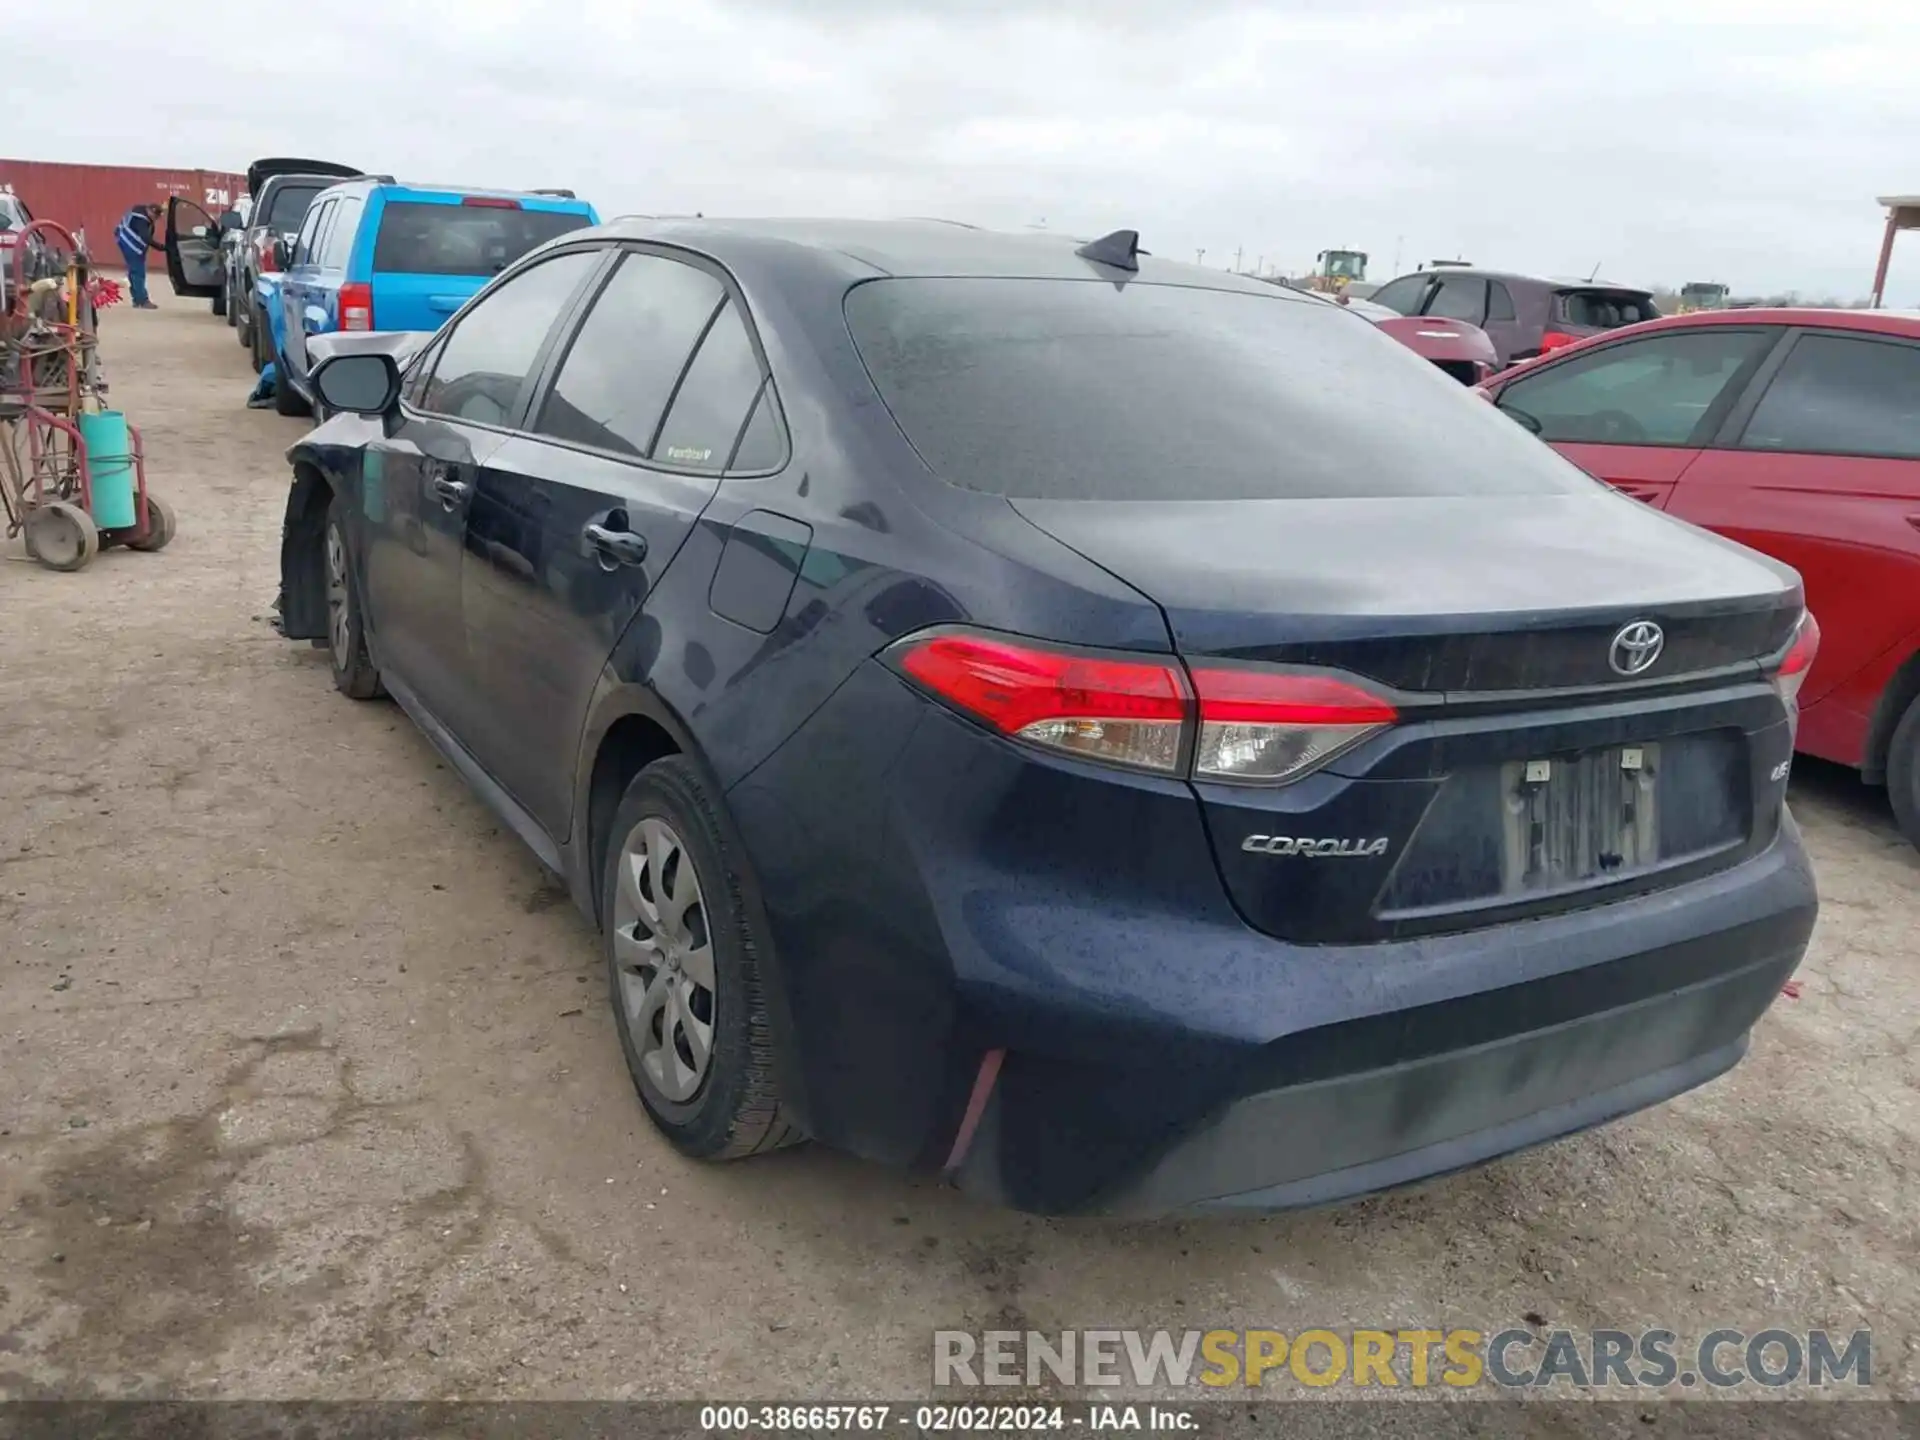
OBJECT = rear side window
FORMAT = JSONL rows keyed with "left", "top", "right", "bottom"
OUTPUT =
{"left": 653, "top": 302, "right": 767, "bottom": 470}
{"left": 262, "top": 182, "right": 323, "bottom": 230}
{"left": 1557, "top": 289, "right": 1658, "bottom": 329}
{"left": 844, "top": 278, "right": 1594, "bottom": 501}
{"left": 374, "top": 201, "right": 592, "bottom": 277}
{"left": 416, "top": 250, "right": 602, "bottom": 427}
{"left": 535, "top": 252, "right": 726, "bottom": 458}
{"left": 318, "top": 196, "right": 363, "bottom": 269}
{"left": 1741, "top": 334, "right": 1920, "bottom": 460}
{"left": 1487, "top": 281, "right": 1517, "bottom": 322}
{"left": 1497, "top": 329, "right": 1769, "bottom": 445}
{"left": 1426, "top": 275, "right": 1488, "bottom": 322}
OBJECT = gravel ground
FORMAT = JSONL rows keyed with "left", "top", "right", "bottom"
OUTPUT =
{"left": 1, "top": 290, "right": 1915, "bottom": 1407}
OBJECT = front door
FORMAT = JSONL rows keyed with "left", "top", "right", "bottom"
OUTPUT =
{"left": 1490, "top": 325, "right": 1781, "bottom": 509}
{"left": 459, "top": 249, "right": 769, "bottom": 838}
{"left": 162, "top": 197, "right": 223, "bottom": 298}
{"left": 357, "top": 405, "right": 496, "bottom": 725}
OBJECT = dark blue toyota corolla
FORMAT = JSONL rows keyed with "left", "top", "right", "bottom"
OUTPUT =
{"left": 276, "top": 219, "right": 1819, "bottom": 1215}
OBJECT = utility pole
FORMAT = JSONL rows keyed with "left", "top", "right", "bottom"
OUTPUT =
{"left": 1256, "top": 254, "right": 1264, "bottom": 276}
{"left": 1234, "top": 246, "right": 1243, "bottom": 273}
{"left": 1196, "top": 248, "right": 1206, "bottom": 266}
{"left": 1393, "top": 235, "right": 1404, "bottom": 274}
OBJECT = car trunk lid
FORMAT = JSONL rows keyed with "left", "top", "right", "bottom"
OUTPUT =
{"left": 1011, "top": 491, "right": 1803, "bottom": 942}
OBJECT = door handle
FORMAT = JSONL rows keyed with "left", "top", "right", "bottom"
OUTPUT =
{"left": 429, "top": 473, "right": 470, "bottom": 508}
{"left": 583, "top": 522, "right": 648, "bottom": 569}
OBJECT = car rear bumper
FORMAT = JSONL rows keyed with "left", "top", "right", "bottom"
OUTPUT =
{"left": 727, "top": 662, "right": 1819, "bottom": 1216}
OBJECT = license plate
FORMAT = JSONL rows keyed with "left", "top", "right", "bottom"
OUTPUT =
{"left": 1501, "top": 744, "right": 1660, "bottom": 891}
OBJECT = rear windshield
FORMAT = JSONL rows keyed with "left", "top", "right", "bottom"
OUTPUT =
{"left": 843, "top": 278, "right": 1590, "bottom": 501}
{"left": 261, "top": 182, "right": 324, "bottom": 230}
{"left": 1556, "top": 289, "right": 1659, "bottom": 329}
{"left": 372, "top": 201, "right": 591, "bottom": 277}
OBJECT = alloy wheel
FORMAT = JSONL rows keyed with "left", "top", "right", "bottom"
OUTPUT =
{"left": 326, "top": 523, "right": 351, "bottom": 663}
{"left": 612, "top": 817, "right": 716, "bottom": 1102}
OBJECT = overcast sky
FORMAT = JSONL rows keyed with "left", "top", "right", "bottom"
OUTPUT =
{"left": 21, "top": 0, "right": 1920, "bottom": 299}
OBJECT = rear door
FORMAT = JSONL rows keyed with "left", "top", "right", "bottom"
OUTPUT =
{"left": 1480, "top": 278, "right": 1524, "bottom": 366}
{"left": 1671, "top": 328, "right": 1920, "bottom": 762}
{"left": 1489, "top": 326, "right": 1781, "bottom": 507}
{"left": 369, "top": 195, "right": 596, "bottom": 335}
{"left": 459, "top": 247, "right": 771, "bottom": 837}
{"left": 162, "top": 196, "right": 224, "bottom": 298}
{"left": 277, "top": 198, "right": 333, "bottom": 384}
{"left": 306, "top": 193, "right": 365, "bottom": 344}
{"left": 356, "top": 248, "right": 607, "bottom": 732}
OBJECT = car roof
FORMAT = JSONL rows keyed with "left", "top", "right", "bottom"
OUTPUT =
{"left": 318, "top": 178, "right": 592, "bottom": 209}
{"left": 1606, "top": 307, "right": 1920, "bottom": 337}
{"left": 1387, "top": 266, "right": 1653, "bottom": 295}
{"left": 560, "top": 216, "right": 1310, "bottom": 295}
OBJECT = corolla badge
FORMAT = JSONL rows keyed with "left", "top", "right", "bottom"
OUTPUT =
{"left": 1242, "top": 835, "right": 1391, "bottom": 858}
{"left": 1609, "top": 620, "right": 1665, "bottom": 677}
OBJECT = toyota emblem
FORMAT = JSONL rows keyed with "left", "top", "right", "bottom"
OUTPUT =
{"left": 1610, "top": 621, "right": 1665, "bottom": 676}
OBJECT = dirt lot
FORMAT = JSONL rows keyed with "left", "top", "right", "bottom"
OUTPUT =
{"left": 1, "top": 291, "right": 1916, "bottom": 1405}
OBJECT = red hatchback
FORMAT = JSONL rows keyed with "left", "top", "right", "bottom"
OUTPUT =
{"left": 1480, "top": 308, "right": 1920, "bottom": 846}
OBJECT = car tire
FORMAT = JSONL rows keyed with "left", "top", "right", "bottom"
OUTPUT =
{"left": 324, "top": 497, "right": 383, "bottom": 700}
{"left": 602, "top": 757, "right": 804, "bottom": 1161}
{"left": 224, "top": 276, "right": 239, "bottom": 327}
{"left": 274, "top": 353, "right": 311, "bottom": 417}
{"left": 211, "top": 282, "right": 226, "bottom": 318}
{"left": 248, "top": 304, "right": 265, "bottom": 371}
{"left": 1887, "top": 694, "right": 1920, "bottom": 850}
{"left": 238, "top": 289, "right": 253, "bottom": 348}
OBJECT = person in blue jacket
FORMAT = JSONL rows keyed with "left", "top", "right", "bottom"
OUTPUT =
{"left": 114, "top": 203, "right": 165, "bottom": 309}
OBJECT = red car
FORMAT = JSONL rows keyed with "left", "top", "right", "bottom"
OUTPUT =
{"left": 1479, "top": 308, "right": 1920, "bottom": 844}
{"left": 1331, "top": 293, "right": 1500, "bottom": 383}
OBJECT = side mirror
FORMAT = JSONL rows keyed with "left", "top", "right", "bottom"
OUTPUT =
{"left": 273, "top": 237, "right": 294, "bottom": 270}
{"left": 312, "top": 353, "right": 401, "bottom": 417}
{"left": 192, "top": 225, "right": 210, "bottom": 239}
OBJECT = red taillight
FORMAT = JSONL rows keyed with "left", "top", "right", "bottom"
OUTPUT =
{"left": 256, "top": 235, "right": 279, "bottom": 273}
{"left": 891, "top": 631, "right": 1400, "bottom": 784}
{"left": 462, "top": 196, "right": 521, "bottom": 209}
{"left": 339, "top": 281, "right": 374, "bottom": 332}
{"left": 896, "top": 633, "right": 1189, "bottom": 773}
{"left": 1189, "top": 667, "right": 1398, "bottom": 784}
{"left": 1771, "top": 611, "right": 1821, "bottom": 707}
{"left": 1539, "top": 330, "right": 1578, "bottom": 355}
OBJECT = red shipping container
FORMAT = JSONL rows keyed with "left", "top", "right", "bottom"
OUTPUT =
{"left": 0, "top": 158, "right": 247, "bottom": 270}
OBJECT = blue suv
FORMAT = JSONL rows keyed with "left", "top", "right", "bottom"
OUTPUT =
{"left": 260, "top": 179, "right": 598, "bottom": 415}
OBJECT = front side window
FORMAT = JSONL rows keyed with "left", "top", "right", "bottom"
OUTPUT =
{"left": 415, "top": 250, "right": 602, "bottom": 427}
{"left": 845, "top": 277, "right": 1595, "bottom": 501}
{"left": 1741, "top": 334, "right": 1920, "bottom": 461}
{"left": 534, "top": 252, "right": 727, "bottom": 458}
{"left": 1497, "top": 329, "right": 1770, "bottom": 446}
